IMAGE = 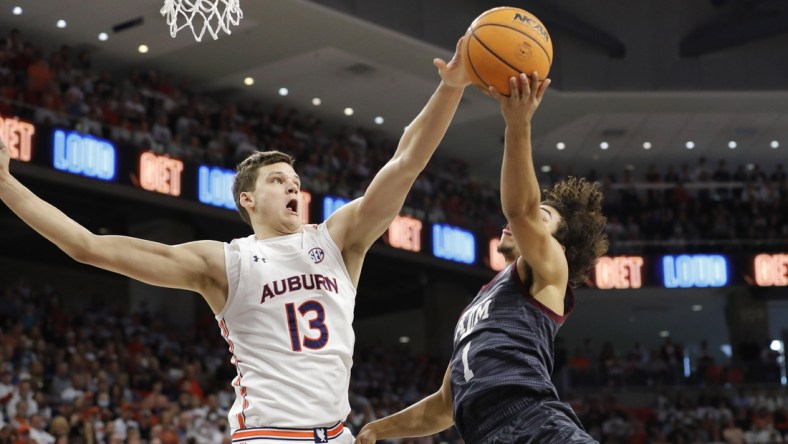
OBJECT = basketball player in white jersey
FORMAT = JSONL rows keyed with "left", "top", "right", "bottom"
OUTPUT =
{"left": 0, "top": 38, "right": 471, "bottom": 443}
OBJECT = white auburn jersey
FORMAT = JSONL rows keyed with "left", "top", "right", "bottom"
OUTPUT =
{"left": 217, "top": 223, "right": 356, "bottom": 432}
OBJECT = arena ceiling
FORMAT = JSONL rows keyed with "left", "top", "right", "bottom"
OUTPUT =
{"left": 3, "top": 0, "right": 788, "bottom": 181}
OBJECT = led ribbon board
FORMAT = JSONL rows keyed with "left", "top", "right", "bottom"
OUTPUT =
{"left": 300, "top": 191, "right": 311, "bottom": 224}
{"left": 662, "top": 254, "right": 728, "bottom": 288}
{"left": 198, "top": 165, "right": 235, "bottom": 209}
{"left": 0, "top": 114, "right": 35, "bottom": 162}
{"left": 385, "top": 216, "right": 423, "bottom": 253}
{"left": 488, "top": 239, "right": 506, "bottom": 271}
{"left": 753, "top": 253, "right": 788, "bottom": 287}
{"left": 139, "top": 152, "right": 184, "bottom": 196}
{"left": 594, "top": 256, "right": 644, "bottom": 289}
{"left": 53, "top": 129, "right": 116, "bottom": 181}
{"left": 322, "top": 196, "right": 349, "bottom": 220}
{"left": 432, "top": 224, "right": 476, "bottom": 264}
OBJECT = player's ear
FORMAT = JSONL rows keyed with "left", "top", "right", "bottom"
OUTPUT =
{"left": 240, "top": 191, "right": 254, "bottom": 209}
{"left": 553, "top": 237, "right": 566, "bottom": 253}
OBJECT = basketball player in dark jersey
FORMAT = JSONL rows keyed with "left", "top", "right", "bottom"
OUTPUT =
{"left": 355, "top": 73, "right": 608, "bottom": 443}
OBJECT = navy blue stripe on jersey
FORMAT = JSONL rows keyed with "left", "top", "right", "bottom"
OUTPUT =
{"left": 450, "top": 262, "right": 576, "bottom": 441}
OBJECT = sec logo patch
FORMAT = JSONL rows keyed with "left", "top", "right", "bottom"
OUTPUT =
{"left": 309, "top": 247, "right": 325, "bottom": 264}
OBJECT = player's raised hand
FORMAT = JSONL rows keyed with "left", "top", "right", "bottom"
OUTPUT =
{"left": 489, "top": 72, "right": 550, "bottom": 125}
{"left": 354, "top": 424, "right": 378, "bottom": 444}
{"left": 434, "top": 36, "right": 471, "bottom": 89}
{"left": 0, "top": 137, "right": 11, "bottom": 178}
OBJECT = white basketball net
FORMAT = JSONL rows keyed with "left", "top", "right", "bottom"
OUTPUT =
{"left": 161, "top": 0, "right": 243, "bottom": 42}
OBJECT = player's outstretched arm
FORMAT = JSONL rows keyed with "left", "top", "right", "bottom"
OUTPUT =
{"left": 327, "top": 37, "right": 470, "bottom": 282}
{"left": 0, "top": 139, "right": 227, "bottom": 312}
{"left": 490, "top": 74, "right": 567, "bottom": 290}
{"left": 355, "top": 365, "right": 454, "bottom": 443}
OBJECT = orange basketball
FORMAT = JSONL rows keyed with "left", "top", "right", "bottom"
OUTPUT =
{"left": 462, "top": 7, "right": 553, "bottom": 96}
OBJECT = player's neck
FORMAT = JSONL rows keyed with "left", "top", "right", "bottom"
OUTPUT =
{"left": 252, "top": 223, "right": 303, "bottom": 241}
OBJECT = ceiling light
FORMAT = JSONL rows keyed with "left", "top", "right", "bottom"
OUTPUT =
{"left": 312, "top": 98, "right": 322, "bottom": 106}
{"left": 600, "top": 141, "right": 609, "bottom": 150}
{"left": 771, "top": 140, "right": 780, "bottom": 149}
{"left": 643, "top": 141, "right": 652, "bottom": 150}
{"left": 278, "top": 87, "right": 288, "bottom": 96}
{"left": 692, "top": 304, "right": 702, "bottom": 312}
{"left": 344, "top": 107, "right": 354, "bottom": 116}
{"left": 540, "top": 165, "right": 551, "bottom": 173}
{"left": 685, "top": 141, "right": 695, "bottom": 149}
{"left": 728, "top": 141, "right": 737, "bottom": 149}
{"left": 98, "top": 32, "right": 109, "bottom": 41}
{"left": 374, "top": 116, "right": 384, "bottom": 125}
{"left": 556, "top": 142, "right": 565, "bottom": 150}
{"left": 12, "top": 6, "right": 22, "bottom": 15}
{"left": 243, "top": 77, "right": 254, "bottom": 86}
{"left": 659, "top": 330, "right": 670, "bottom": 338}
{"left": 56, "top": 19, "right": 67, "bottom": 29}
{"left": 399, "top": 336, "right": 410, "bottom": 344}
{"left": 138, "top": 44, "right": 149, "bottom": 54}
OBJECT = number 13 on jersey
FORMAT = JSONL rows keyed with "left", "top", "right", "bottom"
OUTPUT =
{"left": 285, "top": 300, "right": 329, "bottom": 351}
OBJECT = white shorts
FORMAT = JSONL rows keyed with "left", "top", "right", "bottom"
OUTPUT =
{"left": 232, "top": 422, "right": 354, "bottom": 444}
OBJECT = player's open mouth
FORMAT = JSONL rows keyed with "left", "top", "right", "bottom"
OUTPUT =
{"left": 286, "top": 199, "right": 298, "bottom": 214}
{"left": 502, "top": 224, "right": 511, "bottom": 235}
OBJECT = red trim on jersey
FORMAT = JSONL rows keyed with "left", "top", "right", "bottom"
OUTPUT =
{"left": 510, "top": 263, "right": 573, "bottom": 323}
{"left": 237, "top": 386, "right": 247, "bottom": 428}
{"left": 218, "top": 318, "right": 249, "bottom": 428}
{"left": 479, "top": 267, "right": 506, "bottom": 293}
{"left": 232, "top": 422, "right": 344, "bottom": 441}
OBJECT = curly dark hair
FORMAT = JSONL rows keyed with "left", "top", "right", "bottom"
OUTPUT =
{"left": 232, "top": 150, "right": 294, "bottom": 227}
{"left": 543, "top": 177, "right": 609, "bottom": 287}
